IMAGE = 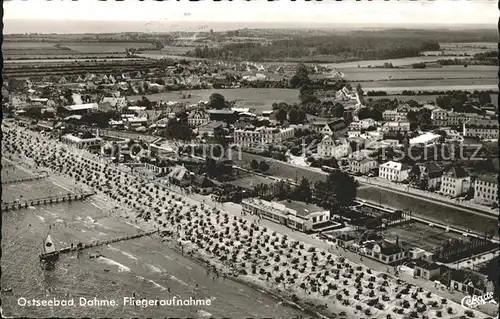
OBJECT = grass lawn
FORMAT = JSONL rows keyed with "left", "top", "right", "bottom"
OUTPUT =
{"left": 128, "top": 88, "right": 299, "bottom": 113}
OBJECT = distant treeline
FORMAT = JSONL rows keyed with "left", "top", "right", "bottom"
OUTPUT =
{"left": 186, "top": 35, "right": 440, "bottom": 61}
{"left": 366, "top": 89, "right": 498, "bottom": 97}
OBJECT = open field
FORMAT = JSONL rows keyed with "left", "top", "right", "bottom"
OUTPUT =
{"left": 128, "top": 88, "right": 299, "bottom": 111}
{"left": 3, "top": 41, "right": 154, "bottom": 58}
{"left": 4, "top": 57, "right": 145, "bottom": 64}
{"left": 337, "top": 65, "right": 497, "bottom": 82}
{"left": 359, "top": 78, "right": 498, "bottom": 93}
{"left": 62, "top": 42, "right": 153, "bottom": 53}
{"left": 369, "top": 94, "right": 499, "bottom": 107}
{"left": 381, "top": 220, "right": 469, "bottom": 253}
{"left": 228, "top": 172, "right": 276, "bottom": 189}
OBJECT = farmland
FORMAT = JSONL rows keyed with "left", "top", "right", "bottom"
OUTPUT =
{"left": 2, "top": 41, "right": 154, "bottom": 59}
{"left": 337, "top": 65, "right": 497, "bottom": 82}
{"left": 359, "top": 78, "right": 498, "bottom": 93}
{"left": 128, "top": 88, "right": 299, "bottom": 111}
{"left": 369, "top": 94, "right": 499, "bottom": 107}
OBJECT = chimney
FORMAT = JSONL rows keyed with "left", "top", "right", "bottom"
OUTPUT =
{"left": 396, "top": 235, "right": 399, "bottom": 246}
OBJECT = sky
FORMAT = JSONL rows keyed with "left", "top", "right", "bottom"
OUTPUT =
{"left": 3, "top": 0, "right": 498, "bottom": 33}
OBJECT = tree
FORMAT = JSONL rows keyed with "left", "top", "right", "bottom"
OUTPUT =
{"left": 259, "top": 161, "right": 270, "bottom": 172}
{"left": 292, "top": 178, "right": 312, "bottom": 203}
{"left": 288, "top": 108, "right": 299, "bottom": 124}
{"left": 275, "top": 108, "right": 287, "bottom": 124}
{"left": 406, "top": 110, "right": 418, "bottom": 123}
{"left": 250, "top": 159, "right": 259, "bottom": 170}
{"left": 478, "top": 92, "right": 491, "bottom": 106}
{"left": 408, "top": 165, "right": 421, "bottom": 182}
{"left": 333, "top": 105, "right": 345, "bottom": 118}
{"left": 138, "top": 96, "right": 153, "bottom": 110}
{"left": 208, "top": 93, "right": 226, "bottom": 110}
{"left": 315, "top": 171, "right": 357, "bottom": 208}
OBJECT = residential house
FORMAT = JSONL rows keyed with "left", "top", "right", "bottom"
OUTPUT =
{"left": 473, "top": 175, "right": 498, "bottom": 206}
{"left": 198, "top": 121, "right": 225, "bottom": 137}
{"left": 349, "top": 118, "right": 377, "bottom": 131}
{"left": 381, "top": 121, "right": 411, "bottom": 134}
{"left": 417, "top": 162, "right": 443, "bottom": 190}
{"left": 317, "top": 135, "right": 350, "bottom": 159}
{"left": 101, "top": 96, "right": 127, "bottom": 112}
{"left": 167, "top": 165, "right": 192, "bottom": 187}
{"left": 413, "top": 259, "right": 442, "bottom": 281}
{"left": 440, "top": 166, "right": 471, "bottom": 197}
{"left": 431, "top": 108, "right": 448, "bottom": 127}
{"left": 191, "top": 175, "right": 216, "bottom": 195}
{"left": 241, "top": 199, "right": 331, "bottom": 232}
{"left": 188, "top": 109, "right": 210, "bottom": 127}
{"left": 379, "top": 161, "right": 410, "bottom": 182}
{"left": 320, "top": 118, "right": 346, "bottom": 136}
{"left": 447, "top": 268, "right": 496, "bottom": 296}
{"left": 234, "top": 126, "right": 295, "bottom": 150}
{"left": 463, "top": 118, "right": 499, "bottom": 140}
{"left": 124, "top": 117, "right": 149, "bottom": 130}
{"left": 362, "top": 239, "right": 409, "bottom": 265}
{"left": 350, "top": 158, "right": 378, "bottom": 174}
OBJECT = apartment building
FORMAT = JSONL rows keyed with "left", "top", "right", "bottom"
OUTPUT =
{"left": 349, "top": 158, "right": 378, "bottom": 174}
{"left": 317, "top": 135, "right": 350, "bottom": 159}
{"left": 349, "top": 118, "right": 377, "bottom": 131}
{"left": 440, "top": 166, "right": 471, "bottom": 197}
{"left": 379, "top": 161, "right": 410, "bottom": 182}
{"left": 382, "top": 110, "right": 407, "bottom": 122}
{"left": 463, "top": 119, "right": 499, "bottom": 140}
{"left": 381, "top": 121, "right": 411, "bottom": 134}
{"left": 431, "top": 109, "right": 482, "bottom": 127}
{"left": 473, "top": 175, "right": 498, "bottom": 206}
{"left": 234, "top": 126, "right": 295, "bottom": 150}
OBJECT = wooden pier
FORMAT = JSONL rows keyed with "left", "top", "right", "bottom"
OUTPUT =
{"left": 1, "top": 192, "right": 95, "bottom": 212}
{"left": 40, "top": 229, "right": 160, "bottom": 259}
{"left": 3, "top": 174, "right": 48, "bottom": 185}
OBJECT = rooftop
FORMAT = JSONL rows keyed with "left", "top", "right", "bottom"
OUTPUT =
{"left": 278, "top": 200, "right": 327, "bottom": 217}
{"left": 475, "top": 174, "right": 498, "bottom": 185}
{"left": 62, "top": 103, "right": 98, "bottom": 111}
{"left": 409, "top": 132, "right": 441, "bottom": 145}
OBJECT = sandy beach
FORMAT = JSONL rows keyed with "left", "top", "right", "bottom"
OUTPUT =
{"left": 3, "top": 122, "right": 495, "bottom": 319}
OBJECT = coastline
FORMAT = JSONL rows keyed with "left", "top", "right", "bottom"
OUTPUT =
{"left": 5, "top": 125, "right": 496, "bottom": 319}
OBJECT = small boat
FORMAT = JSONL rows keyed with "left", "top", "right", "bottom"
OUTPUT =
{"left": 40, "top": 234, "right": 59, "bottom": 270}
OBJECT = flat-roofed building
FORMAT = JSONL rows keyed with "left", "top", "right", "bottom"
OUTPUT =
{"left": 409, "top": 132, "right": 441, "bottom": 147}
{"left": 61, "top": 133, "right": 102, "bottom": 149}
{"left": 473, "top": 175, "right": 498, "bottom": 206}
{"left": 241, "top": 198, "right": 330, "bottom": 232}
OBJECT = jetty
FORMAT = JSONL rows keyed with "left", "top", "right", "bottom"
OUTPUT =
{"left": 1, "top": 192, "right": 95, "bottom": 212}
{"left": 40, "top": 229, "right": 161, "bottom": 260}
{"left": 3, "top": 174, "right": 48, "bottom": 185}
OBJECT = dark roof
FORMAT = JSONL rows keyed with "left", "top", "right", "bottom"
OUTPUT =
{"left": 449, "top": 268, "right": 489, "bottom": 291}
{"left": 444, "top": 166, "right": 469, "bottom": 179}
{"left": 366, "top": 240, "right": 404, "bottom": 255}
{"left": 192, "top": 175, "right": 215, "bottom": 188}
{"left": 414, "top": 259, "right": 441, "bottom": 271}
{"left": 209, "top": 109, "right": 237, "bottom": 115}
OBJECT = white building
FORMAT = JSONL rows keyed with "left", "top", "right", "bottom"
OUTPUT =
{"left": 317, "top": 135, "right": 350, "bottom": 159}
{"left": 349, "top": 118, "right": 377, "bottom": 131}
{"left": 241, "top": 198, "right": 330, "bottom": 232}
{"left": 440, "top": 166, "right": 471, "bottom": 197}
{"left": 383, "top": 110, "right": 407, "bottom": 122}
{"left": 349, "top": 158, "right": 378, "bottom": 174}
{"left": 188, "top": 109, "right": 210, "bottom": 127}
{"left": 463, "top": 119, "right": 499, "bottom": 140}
{"left": 473, "top": 175, "right": 498, "bottom": 206}
{"left": 381, "top": 121, "right": 411, "bottom": 134}
{"left": 379, "top": 161, "right": 410, "bottom": 182}
{"left": 409, "top": 132, "right": 441, "bottom": 147}
{"left": 234, "top": 126, "right": 295, "bottom": 150}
